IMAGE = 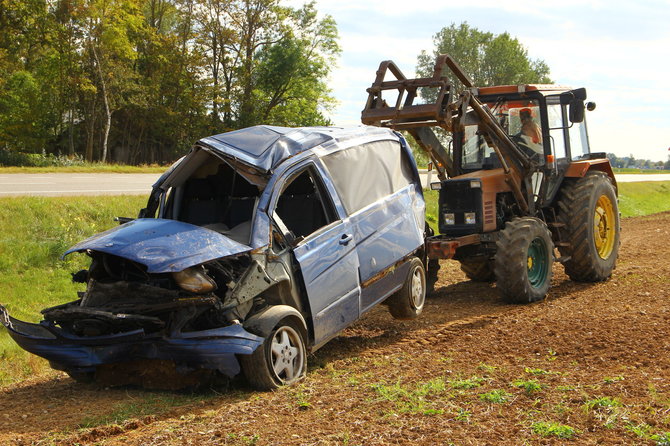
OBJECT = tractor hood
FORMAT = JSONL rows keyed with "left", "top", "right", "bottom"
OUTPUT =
{"left": 63, "top": 218, "right": 252, "bottom": 273}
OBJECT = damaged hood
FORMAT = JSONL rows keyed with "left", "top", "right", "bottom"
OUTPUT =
{"left": 63, "top": 219, "right": 252, "bottom": 273}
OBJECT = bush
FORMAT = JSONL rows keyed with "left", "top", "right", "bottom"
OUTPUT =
{"left": 0, "top": 149, "right": 87, "bottom": 167}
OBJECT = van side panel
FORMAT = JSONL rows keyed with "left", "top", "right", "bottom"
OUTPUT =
{"left": 320, "top": 137, "right": 425, "bottom": 313}
{"left": 352, "top": 188, "right": 424, "bottom": 311}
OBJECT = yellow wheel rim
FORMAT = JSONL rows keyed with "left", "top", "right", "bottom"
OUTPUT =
{"left": 594, "top": 194, "right": 616, "bottom": 259}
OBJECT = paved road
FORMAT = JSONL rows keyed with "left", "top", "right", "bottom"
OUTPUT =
{"left": 1, "top": 172, "right": 668, "bottom": 197}
{"left": 0, "top": 173, "right": 161, "bottom": 197}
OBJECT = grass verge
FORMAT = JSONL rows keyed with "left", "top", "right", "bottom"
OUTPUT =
{"left": 0, "top": 165, "right": 166, "bottom": 173}
{"left": 0, "top": 195, "right": 147, "bottom": 385}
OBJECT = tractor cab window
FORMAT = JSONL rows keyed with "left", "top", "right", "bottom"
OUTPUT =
{"left": 460, "top": 99, "right": 543, "bottom": 171}
{"left": 570, "top": 121, "right": 590, "bottom": 160}
{"left": 547, "top": 104, "right": 567, "bottom": 160}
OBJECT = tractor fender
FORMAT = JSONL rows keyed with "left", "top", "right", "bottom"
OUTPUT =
{"left": 564, "top": 159, "right": 617, "bottom": 192}
{"left": 243, "top": 305, "right": 308, "bottom": 339}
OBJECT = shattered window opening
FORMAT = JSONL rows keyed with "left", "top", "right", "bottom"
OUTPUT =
{"left": 274, "top": 167, "right": 338, "bottom": 239}
{"left": 161, "top": 153, "right": 261, "bottom": 244}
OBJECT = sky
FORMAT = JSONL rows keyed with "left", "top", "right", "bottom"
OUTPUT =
{"left": 289, "top": 0, "right": 670, "bottom": 162}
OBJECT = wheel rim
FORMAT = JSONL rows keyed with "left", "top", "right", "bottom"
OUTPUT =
{"left": 270, "top": 325, "right": 305, "bottom": 384}
{"left": 410, "top": 266, "right": 425, "bottom": 309}
{"left": 594, "top": 194, "right": 616, "bottom": 259}
{"left": 527, "top": 237, "right": 549, "bottom": 288}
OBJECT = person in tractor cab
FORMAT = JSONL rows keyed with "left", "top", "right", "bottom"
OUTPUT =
{"left": 513, "top": 107, "right": 543, "bottom": 159}
{"left": 520, "top": 108, "right": 542, "bottom": 144}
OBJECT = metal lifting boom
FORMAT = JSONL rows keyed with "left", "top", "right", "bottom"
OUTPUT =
{"left": 361, "top": 54, "right": 538, "bottom": 214}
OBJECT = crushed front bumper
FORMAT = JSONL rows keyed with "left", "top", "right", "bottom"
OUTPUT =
{"left": 0, "top": 305, "right": 263, "bottom": 377}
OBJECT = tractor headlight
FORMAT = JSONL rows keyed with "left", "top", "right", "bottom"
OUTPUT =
{"left": 464, "top": 212, "right": 476, "bottom": 225}
{"left": 172, "top": 266, "right": 216, "bottom": 293}
{"left": 444, "top": 213, "right": 455, "bottom": 225}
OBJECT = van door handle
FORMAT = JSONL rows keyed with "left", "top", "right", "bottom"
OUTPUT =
{"left": 339, "top": 234, "right": 353, "bottom": 246}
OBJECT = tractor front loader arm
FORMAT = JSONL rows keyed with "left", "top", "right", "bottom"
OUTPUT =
{"left": 362, "top": 53, "right": 537, "bottom": 214}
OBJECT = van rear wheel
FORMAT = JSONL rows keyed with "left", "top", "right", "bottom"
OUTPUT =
{"left": 388, "top": 257, "right": 426, "bottom": 320}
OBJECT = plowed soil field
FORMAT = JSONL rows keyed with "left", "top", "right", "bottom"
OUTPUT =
{"left": 2, "top": 212, "right": 670, "bottom": 445}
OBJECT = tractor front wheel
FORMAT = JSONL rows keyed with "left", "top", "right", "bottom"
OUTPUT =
{"left": 494, "top": 217, "right": 554, "bottom": 303}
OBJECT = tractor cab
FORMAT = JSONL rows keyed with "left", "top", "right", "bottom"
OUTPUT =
{"left": 456, "top": 86, "right": 593, "bottom": 174}
{"left": 449, "top": 85, "right": 596, "bottom": 226}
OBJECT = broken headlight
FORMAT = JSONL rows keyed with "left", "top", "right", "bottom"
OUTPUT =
{"left": 172, "top": 266, "right": 217, "bottom": 294}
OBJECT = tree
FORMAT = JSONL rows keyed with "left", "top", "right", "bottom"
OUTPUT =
{"left": 416, "top": 22, "right": 551, "bottom": 91}
{"left": 0, "top": 0, "right": 340, "bottom": 165}
{"left": 195, "top": 0, "right": 339, "bottom": 130}
{"left": 252, "top": 2, "right": 339, "bottom": 126}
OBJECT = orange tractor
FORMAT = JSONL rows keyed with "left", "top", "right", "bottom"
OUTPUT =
{"left": 362, "top": 54, "right": 620, "bottom": 303}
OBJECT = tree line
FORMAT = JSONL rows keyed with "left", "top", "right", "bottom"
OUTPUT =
{"left": 0, "top": 0, "right": 339, "bottom": 164}
{"left": 607, "top": 153, "right": 670, "bottom": 170}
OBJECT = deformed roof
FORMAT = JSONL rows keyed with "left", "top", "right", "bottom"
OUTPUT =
{"left": 197, "top": 125, "right": 397, "bottom": 172}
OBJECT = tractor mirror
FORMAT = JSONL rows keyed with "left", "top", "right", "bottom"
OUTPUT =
{"left": 569, "top": 99, "right": 585, "bottom": 123}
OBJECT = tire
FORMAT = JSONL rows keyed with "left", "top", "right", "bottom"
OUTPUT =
{"left": 556, "top": 171, "right": 620, "bottom": 282}
{"left": 388, "top": 257, "right": 426, "bottom": 320}
{"left": 459, "top": 258, "right": 495, "bottom": 282}
{"left": 494, "top": 217, "right": 553, "bottom": 303}
{"left": 240, "top": 317, "right": 307, "bottom": 390}
{"left": 426, "top": 258, "right": 440, "bottom": 295}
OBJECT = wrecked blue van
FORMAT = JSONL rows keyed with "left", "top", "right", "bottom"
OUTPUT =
{"left": 0, "top": 125, "right": 428, "bottom": 390}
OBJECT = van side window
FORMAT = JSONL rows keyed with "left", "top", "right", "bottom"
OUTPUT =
{"left": 322, "top": 140, "right": 414, "bottom": 214}
{"left": 275, "top": 168, "right": 337, "bottom": 238}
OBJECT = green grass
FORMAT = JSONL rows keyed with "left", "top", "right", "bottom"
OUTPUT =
{"left": 618, "top": 181, "right": 670, "bottom": 217}
{"left": 0, "top": 164, "right": 166, "bottom": 173}
{"left": 450, "top": 376, "right": 486, "bottom": 390}
{"left": 582, "top": 396, "right": 622, "bottom": 412}
{"left": 511, "top": 379, "right": 542, "bottom": 395}
{"left": 479, "top": 389, "right": 511, "bottom": 404}
{"left": 0, "top": 195, "right": 147, "bottom": 385}
{"left": 614, "top": 168, "right": 670, "bottom": 174}
{"left": 78, "top": 392, "right": 206, "bottom": 428}
{"left": 371, "top": 378, "right": 448, "bottom": 415}
{"left": 531, "top": 421, "right": 578, "bottom": 439}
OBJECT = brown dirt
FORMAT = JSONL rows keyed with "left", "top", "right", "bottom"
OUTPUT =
{"left": 2, "top": 212, "right": 670, "bottom": 445}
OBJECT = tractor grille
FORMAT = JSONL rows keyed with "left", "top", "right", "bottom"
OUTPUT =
{"left": 438, "top": 179, "right": 483, "bottom": 236}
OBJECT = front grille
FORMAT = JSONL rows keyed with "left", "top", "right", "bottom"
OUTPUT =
{"left": 438, "top": 179, "right": 483, "bottom": 236}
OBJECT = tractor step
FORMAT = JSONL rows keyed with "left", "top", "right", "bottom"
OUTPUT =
{"left": 554, "top": 241, "right": 570, "bottom": 247}
{"left": 547, "top": 222, "right": 566, "bottom": 228}
{"left": 556, "top": 256, "right": 572, "bottom": 264}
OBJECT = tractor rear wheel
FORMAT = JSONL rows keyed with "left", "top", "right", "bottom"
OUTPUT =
{"left": 494, "top": 217, "right": 553, "bottom": 303}
{"left": 460, "top": 258, "right": 495, "bottom": 282}
{"left": 556, "top": 171, "right": 620, "bottom": 282}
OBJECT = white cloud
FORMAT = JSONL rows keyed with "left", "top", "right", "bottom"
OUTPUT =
{"left": 295, "top": 0, "right": 670, "bottom": 161}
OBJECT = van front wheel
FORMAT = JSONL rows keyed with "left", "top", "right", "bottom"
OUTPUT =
{"left": 240, "top": 318, "right": 307, "bottom": 390}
